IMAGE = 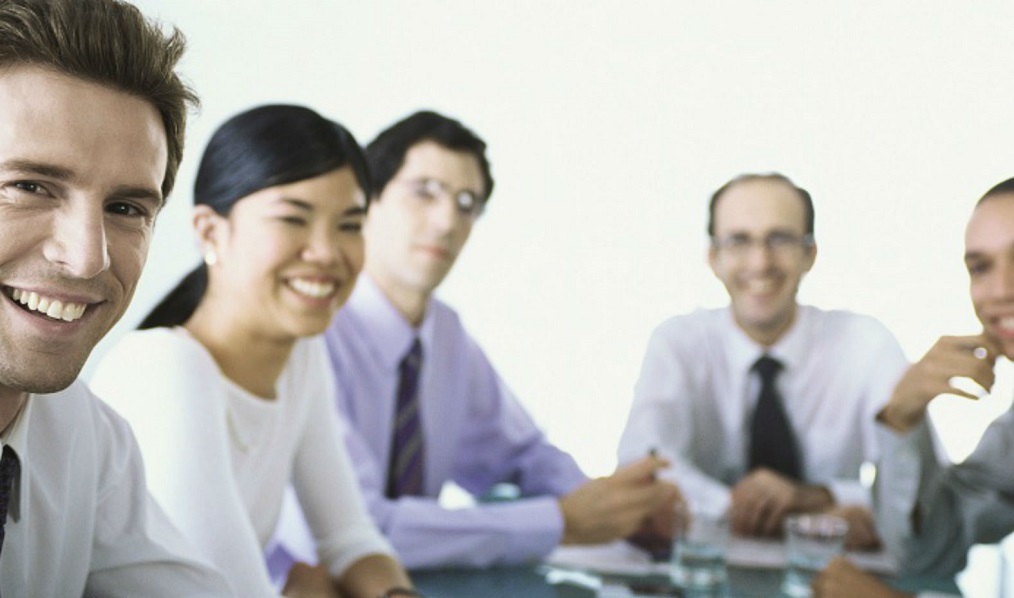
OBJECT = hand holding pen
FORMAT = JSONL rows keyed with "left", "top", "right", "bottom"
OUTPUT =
{"left": 625, "top": 448, "right": 684, "bottom": 561}
{"left": 560, "top": 450, "right": 678, "bottom": 546}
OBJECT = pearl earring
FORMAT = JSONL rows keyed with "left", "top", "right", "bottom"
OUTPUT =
{"left": 203, "top": 250, "right": 218, "bottom": 266}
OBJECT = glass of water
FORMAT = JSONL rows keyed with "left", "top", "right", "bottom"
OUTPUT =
{"left": 669, "top": 504, "right": 729, "bottom": 591}
{"left": 781, "top": 513, "right": 849, "bottom": 598}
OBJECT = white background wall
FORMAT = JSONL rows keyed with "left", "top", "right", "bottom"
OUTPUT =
{"left": 92, "top": 1, "right": 1014, "bottom": 477}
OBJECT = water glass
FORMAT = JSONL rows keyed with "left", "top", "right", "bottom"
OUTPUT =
{"left": 781, "top": 513, "right": 848, "bottom": 598}
{"left": 669, "top": 505, "right": 729, "bottom": 591}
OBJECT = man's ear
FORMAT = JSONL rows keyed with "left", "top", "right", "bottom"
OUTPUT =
{"left": 707, "top": 243, "right": 719, "bottom": 276}
{"left": 802, "top": 240, "right": 818, "bottom": 273}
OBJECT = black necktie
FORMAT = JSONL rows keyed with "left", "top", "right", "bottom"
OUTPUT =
{"left": 0, "top": 444, "right": 20, "bottom": 560}
{"left": 386, "top": 339, "right": 425, "bottom": 499}
{"left": 748, "top": 355, "right": 801, "bottom": 480}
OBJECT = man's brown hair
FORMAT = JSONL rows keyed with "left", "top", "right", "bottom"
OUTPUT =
{"left": 0, "top": 0, "right": 199, "bottom": 199}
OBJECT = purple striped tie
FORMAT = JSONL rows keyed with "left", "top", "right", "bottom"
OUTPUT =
{"left": 0, "top": 445, "right": 20, "bottom": 560}
{"left": 386, "top": 338, "right": 425, "bottom": 498}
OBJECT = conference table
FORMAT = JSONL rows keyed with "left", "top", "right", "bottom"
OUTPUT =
{"left": 410, "top": 544, "right": 962, "bottom": 597}
{"left": 413, "top": 564, "right": 791, "bottom": 597}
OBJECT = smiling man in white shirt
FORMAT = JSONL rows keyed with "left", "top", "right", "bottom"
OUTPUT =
{"left": 618, "top": 173, "right": 910, "bottom": 549}
{"left": 0, "top": 1, "right": 230, "bottom": 595}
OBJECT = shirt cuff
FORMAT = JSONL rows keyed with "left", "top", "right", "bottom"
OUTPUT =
{"left": 508, "top": 496, "right": 567, "bottom": 562}
{"left": 874, "top": 420, "right": 933, "bottom": 554}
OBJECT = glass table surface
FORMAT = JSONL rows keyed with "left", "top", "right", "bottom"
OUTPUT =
{"left": 412, "top": 563, "right": 960, "bottom": 598}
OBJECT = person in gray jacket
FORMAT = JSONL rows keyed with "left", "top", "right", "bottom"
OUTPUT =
{"left": 813, "top": 177, "right": 1014, "bottom": 598}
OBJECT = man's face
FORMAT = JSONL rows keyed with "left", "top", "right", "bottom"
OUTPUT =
{"left": 708, "top": 179, "right": 816, "bottom": 346}
{"left": 364, "top": 140, "right": 485, "bottom": 305}
{"left": 966, "top": 193, "right": 1014, "bottom": 359}
{"left": 0, "top": 66, "right": 167, "bottom": 403}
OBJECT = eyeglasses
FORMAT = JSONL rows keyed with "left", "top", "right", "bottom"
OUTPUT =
{"left": 393, "top": 177, "right": 485, "bottom": 220}
{"left": 711, "top": 232, "right": 814, "bottom": 258}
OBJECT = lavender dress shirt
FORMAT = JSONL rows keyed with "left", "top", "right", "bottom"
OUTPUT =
{"left": 326, "top": 275, "right": 588, "bottom": 569}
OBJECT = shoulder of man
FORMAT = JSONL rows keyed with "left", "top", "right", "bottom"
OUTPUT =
{"left": 648, "top": 306, "right": 727, "bottom": 342}
{"left": 31, "top": 379, "right": 119, "bottom": 441}
{"left": 802, "top": 305, "right": 896, "bottom": 340}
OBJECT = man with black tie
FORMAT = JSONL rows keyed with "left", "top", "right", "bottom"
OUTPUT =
{"left": 0, "top": 0, "right": 231, "bottom": 595}
{"left": 618, "top": 173, "right": 910, "bottom": 548}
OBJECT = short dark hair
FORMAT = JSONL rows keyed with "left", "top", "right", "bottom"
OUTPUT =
{"left": 0, "top": 0, "right": 198, "bottom": 199}
{"left": 707, "top": 173, "right": 815, "bottom": 238}
{"left": 367, "top": 110, "right": 494, "bottom": 203}
{"left": 139, "top": 104, "right": 370, "bottom": 330}
{"left": 977, "top": 177, "right": 1014, "bottom": 206}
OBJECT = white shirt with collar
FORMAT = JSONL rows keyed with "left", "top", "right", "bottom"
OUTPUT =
{"left": 0, "top": 380, "right": 231, "bottom": 597}
{"left": 618, "top": 305, "right": 909, "bottom": 514}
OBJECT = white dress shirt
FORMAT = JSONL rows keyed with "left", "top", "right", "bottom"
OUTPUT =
{"left": 90, "top": 328, "right": 393, "bottom": 598}
{"left": 0, "top": 380, "right": 231, "bottom": 597}
{"left": 618, "top": 305, "right": 909, "bottom": 513}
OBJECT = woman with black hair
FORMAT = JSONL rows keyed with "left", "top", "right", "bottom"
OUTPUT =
{"left": 91, "top": 105, "right": 416, "bottom": 598}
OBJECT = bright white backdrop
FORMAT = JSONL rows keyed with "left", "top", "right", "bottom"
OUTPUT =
{"left": 90, "top": 1, "right": 1014, "bottom": 478}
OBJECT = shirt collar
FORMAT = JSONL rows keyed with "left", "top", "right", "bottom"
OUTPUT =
{"left": 348, "top": 274, "right": 433, "bottom": 371}
{"left": 722, "top": 304, "right": 810, "bottom": 378}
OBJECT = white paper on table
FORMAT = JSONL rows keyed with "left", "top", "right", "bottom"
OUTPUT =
{"left": 546, "top": 542, "right": 669, "bottom": 576}
{"left": 545, "top": 537, "right": 897, "bottom": 576}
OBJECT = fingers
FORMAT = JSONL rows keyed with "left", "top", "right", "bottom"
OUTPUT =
{"left": 926, "top": 339, "right": 993, "bottom": 377}
{"left": 730, "top": 477, "right": 760, "bottom": 534}
{"left": 811, "top": 556, "right": 845, "bottom": 598}
{"left": 932, "top": 335, "right": 999, "bottom": 377}
{"left": 617, "top": 478, "right": 680, "bottom": 523}
{"left": 282, "top": 563, "right": 337, "bottom": 598}
{"left": 811, "top": 556, "right": 863, "bottom": 598}
{"left": 606, "top": 462, "right": 681, "bottom": 520}
{"left": 612, "top": 454, "right": 670, "bottom": 482}
{"left": 811, "top": 557, "right": 908, "bottom": 598}
{"left": 732, "top": 492, "right": 787, "bottom": 536}
{"left": 561, "top": 470, "right": 680, "bottom": 544}
{"left": 730, "top": 470, "right": 796, "bottom": 536}
{"left": 634, "top": 484, "right": 681, "bottom": 534}
{"left": 831, "top": 506, "right": 881, "bottom": 551}
{"left": 626, "top": 497, "right": 683, "bottom": 560}
{"left": 668, "top": 481, "right": 686, "bottom": 506}
{"left": 760, "top": 499, "right": 790, "bottom": 536}
{"left": 886, "top": 333, "right": 1001, "bottom": 430}
{"left": 845, "top": 521, "right": 881, "bottom": 551}
{"left": 949, "top": 333, "right": 1001, "bottom": 358}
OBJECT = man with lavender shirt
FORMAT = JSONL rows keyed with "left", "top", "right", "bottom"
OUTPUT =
{"left": 318, "top": 110, "right": 676, "bottom": 569}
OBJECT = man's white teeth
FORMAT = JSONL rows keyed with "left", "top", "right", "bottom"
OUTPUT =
{"left": 290, "top": 278, "right": 335, "bottom": 299}
{"left": 746, "top": 279, "right": 777, "bottom": 293}
{"left": 10, "top": 288, "right": 87, "bottom": 322}
{"left": 999, "top": 317, "right": 1014, "bottom": 331}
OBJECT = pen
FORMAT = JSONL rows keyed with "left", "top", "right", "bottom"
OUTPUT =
{"left": 649, "top": 447, "right": 658, "bottom": 479}
{"left": 643, "top": 446, "right": 673, "bottom": 562}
